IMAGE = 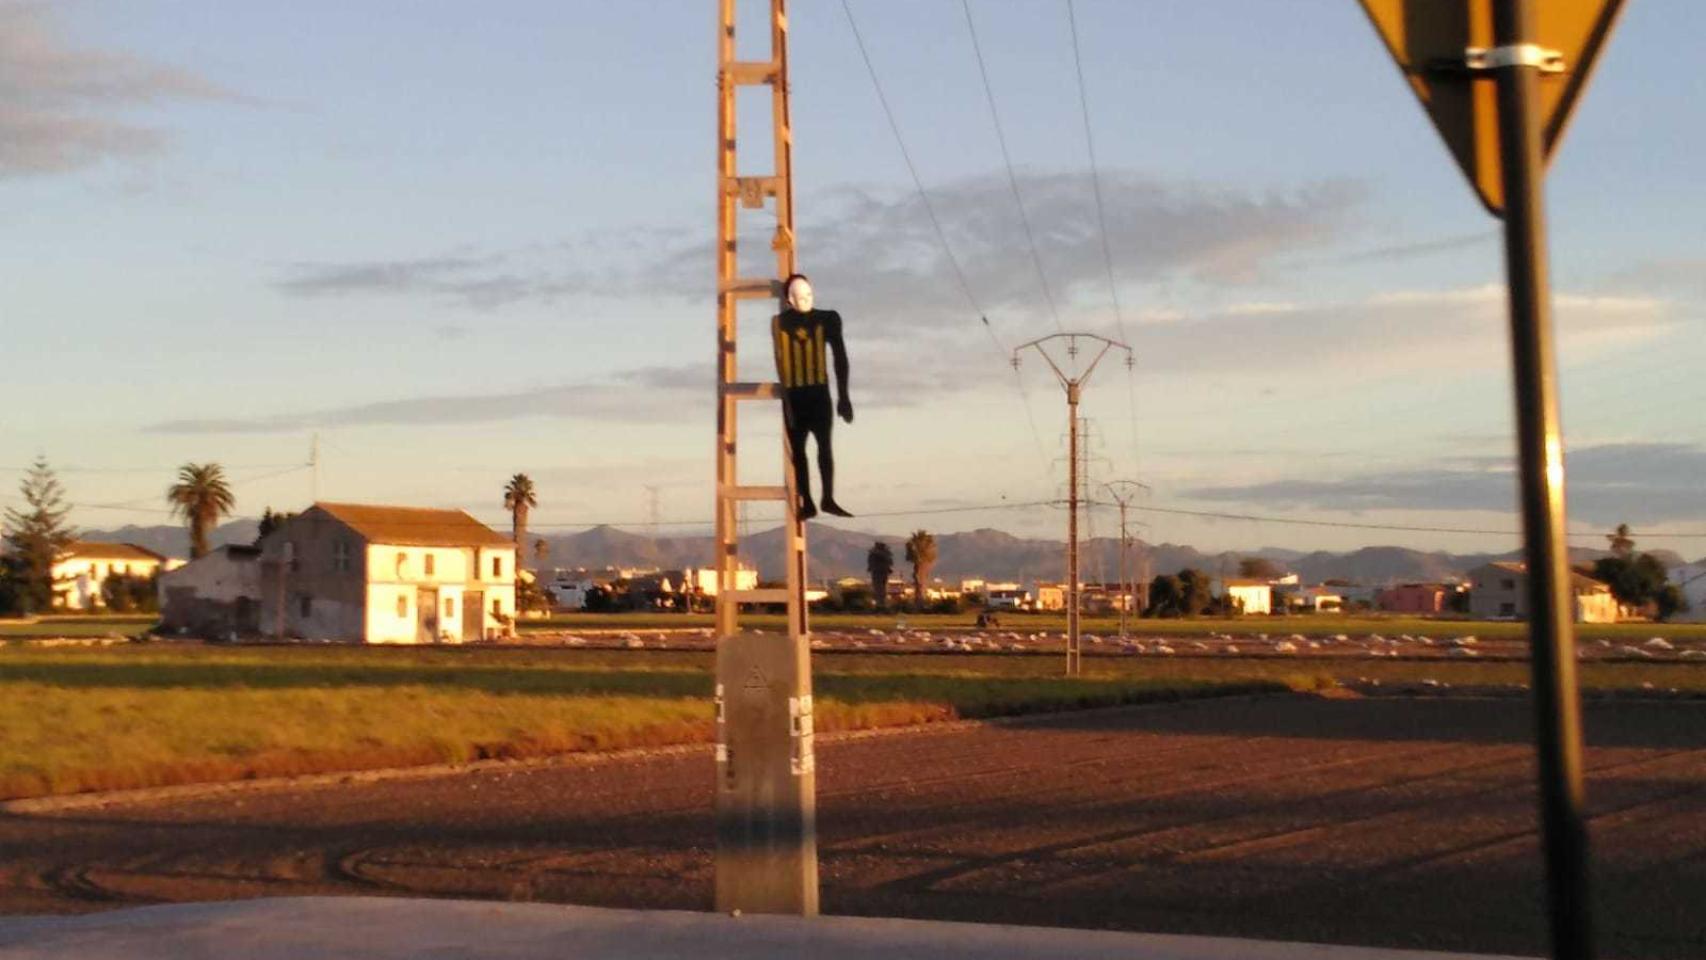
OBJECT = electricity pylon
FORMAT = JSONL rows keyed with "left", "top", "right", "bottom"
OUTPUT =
{"left": 1099, "top": 479, "right": 1149, "bottom": 640}
{"left": 1013, "top": 333, "right": 1133, "bottom": 676}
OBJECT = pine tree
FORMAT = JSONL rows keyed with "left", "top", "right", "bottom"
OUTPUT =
{"left": 2, "top": 457, "right": 76, "bottom": 614}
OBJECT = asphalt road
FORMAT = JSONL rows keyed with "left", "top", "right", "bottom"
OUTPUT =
{"left": 3, "top": 695, "right": 1703, "bottom": 958}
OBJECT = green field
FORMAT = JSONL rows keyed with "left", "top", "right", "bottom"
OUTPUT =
{"left": 0, "top": 644, "right": 1287, "bottom": 801}
{"left": 3, "top": 643, "right": 1701, "bottom": 803}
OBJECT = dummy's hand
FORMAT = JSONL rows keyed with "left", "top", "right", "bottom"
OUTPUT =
{"left": 838, "top": 397, "right": 854, "bottom": 423}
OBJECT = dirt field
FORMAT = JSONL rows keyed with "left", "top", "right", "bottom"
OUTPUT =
{"left": 2, "top": 695, "right": 1703, "bottom": 958}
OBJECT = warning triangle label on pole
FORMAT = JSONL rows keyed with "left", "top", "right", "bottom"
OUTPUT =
{"left": 1355, "top": 0, "right": 1627, "bottom": 216}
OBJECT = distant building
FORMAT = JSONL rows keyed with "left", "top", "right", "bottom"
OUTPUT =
{"left": 1033, "top": 583, "right": 1065, "bottom": 612}
{"left": 1378, "top": 582, "right": 1452, "bottom": 615}
{"left": 1468, "top": 561, "right": 1619, "bottom": 623}
{"left": 257, "top": 502, "right": 517, "bottom": 643}
{"left": 1220, "top": 579, "right": 1274, "bottom": 615}
{"left": 1276, "top": 584, "right": 1343, "bottom": 613}
{"left": 984, "top": 582, "right": 1030, "bottom": 610}
{"left": 158, "top": 544, "right": 263, "bottom": 638}
{"left": 51, "top": 541, "right": 166, "bottom": 610}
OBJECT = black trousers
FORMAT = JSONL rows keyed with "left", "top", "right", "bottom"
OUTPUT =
{"left": 783, "top": 386, "right": 834, "bottom": 506}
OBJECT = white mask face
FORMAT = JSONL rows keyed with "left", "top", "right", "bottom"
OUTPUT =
{"left": 787, "top": 277, "right": 814, "bottom": 313}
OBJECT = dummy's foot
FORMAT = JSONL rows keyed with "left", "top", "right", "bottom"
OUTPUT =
{"left": 821, "top": 498, "right": 854, "bottom": 518}
{"left": 797, "top": 499, "right": 819, "bottom": 521}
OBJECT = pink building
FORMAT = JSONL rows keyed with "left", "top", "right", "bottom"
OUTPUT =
{"left": 1377, "top": 583, "right": 1450, "bottom": 614}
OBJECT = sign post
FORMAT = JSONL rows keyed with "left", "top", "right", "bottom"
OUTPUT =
{"left": 1354, "top": 2, "right": 1627, "bottom": 957}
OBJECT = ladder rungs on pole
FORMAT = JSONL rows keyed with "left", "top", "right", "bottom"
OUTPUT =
{"left": 721, "top": 484, "right": 787, "bottom": 502}
{"left": 721, "top": 277, "right": 777, "bottom": 299}
{"left": 722, "top": 381, "right": 780, "bottom": 400}
{"left": 727, "top": 60, "right": 780, "bottom": 85}
{"left": 726, "top": 588, "right": 792, "bottom": 605}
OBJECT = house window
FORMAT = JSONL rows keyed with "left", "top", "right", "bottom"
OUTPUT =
{"left": 424, "top": 553, "right": 436, "bottom": 577}
{"left": 1501, "top": 578, "right": 1516, "bottom": 590}
{"left": 287, "top": 541, "right": 300, "bottom": 573}
{"left": 333, "top": 540, "right": 351, "bottom": 573}
{"left": 396, "top": 552, "right": 407, "bottom": 578}
{"left": 299, "top": 595, "right": 313, "bottom": 618}
{"left": 492, "top": 556, "right": 503, "bottom": 578}
{"left": 1499, "top": 601, "right": 1516, "bottom": 617}
{"left": 396, "top": 595, "right": 408, "bottom": 617}
{"left": 491, "top": 598, "right": 501, "bottom": 616}
{"left": 444, "top": 597, "right": 456, "bottom": 618}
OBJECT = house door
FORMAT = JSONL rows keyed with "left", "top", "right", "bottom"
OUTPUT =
{"left": 462, "top": 590, "right": 484, "bottom": 642}
{"left": 417, "top": 587, "right": 439, "bottom": 643}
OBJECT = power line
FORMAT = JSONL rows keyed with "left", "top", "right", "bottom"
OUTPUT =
{"left": 839, "top": 0, "right": 1049, "bottom": 474}
{"left": 1063, "top": 0, "right": 1144, "bottom": 480}
{"left": 839, "top": 0, "right": 986, "bottom": 326}
{"left": 960, "top": 0, "right": 1063, "bottom": 333}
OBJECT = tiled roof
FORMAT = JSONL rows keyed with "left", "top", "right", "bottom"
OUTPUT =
{"left": 61, "top": 541, "right": 165, "bottom": 562}
{"left": 310, "top": 502, "right": 512, "bottom": 548}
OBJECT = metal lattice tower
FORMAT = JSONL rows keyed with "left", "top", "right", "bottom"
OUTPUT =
{"left": 715, "top": 0, "right": 807, "bottom": 638}
{"left": 1014, "top": 333, "right": 1132, "bottom": 676}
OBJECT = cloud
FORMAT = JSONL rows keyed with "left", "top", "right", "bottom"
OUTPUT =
{"left": 1180, "top": 442, "right": 1706, "bottom": 526}
{"left": 270, "top": 170, "right": 1365, "bottom": 328}
{"left": 143, "top": 345, "right": 979, "bottom": 435}
{"left": 1128, "top": 283, "right": 1675, "bottom": 382}
{"left": 0, "top": 2, "right": 236, "bottom": 176}
{"left": 1605, "top": 259, "right": 1706, "bottom": 302}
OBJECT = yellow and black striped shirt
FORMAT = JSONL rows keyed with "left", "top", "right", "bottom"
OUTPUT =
{"left": 772, "top": 309, "right": 844, "bottom": 390}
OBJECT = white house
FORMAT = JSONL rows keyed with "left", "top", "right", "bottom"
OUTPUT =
{"left": 51, "top": 541, "right": 166, "bottom": 610}
{"left": 1221, "top": 579, "right": 1273, "bottom": 615}
{"left": 1468, "top": 561, "right": 1619, "bottom": 623}
{"left": 257, "top": 502, "right": 517, "bottom": 643}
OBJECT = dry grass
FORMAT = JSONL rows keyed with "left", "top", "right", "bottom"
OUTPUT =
{"left": 0, "top": 645, "right": 1283, "bottom": 801}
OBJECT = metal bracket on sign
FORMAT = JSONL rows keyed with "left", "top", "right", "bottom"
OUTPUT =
{"left": 1464, "top": 44, "right": 1565, "bottom": 74}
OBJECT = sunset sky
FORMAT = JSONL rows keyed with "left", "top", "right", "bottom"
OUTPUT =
{"left": 3, "top": 0, "right": 1703, "bottom": 555}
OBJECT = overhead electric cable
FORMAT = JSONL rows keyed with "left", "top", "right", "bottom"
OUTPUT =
{"left": 1064, "top": 0, "right": 1143, "bottom": 480}
{"left": 960, "top": 0, "right": 1064, "bottom": 333}
{"left": 840, "top": 0, "right": 1049, "bottom": 471}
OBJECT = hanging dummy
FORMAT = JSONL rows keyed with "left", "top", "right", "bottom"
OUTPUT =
{"left": 771, "top": 273, "right": 853, "bottom": 520}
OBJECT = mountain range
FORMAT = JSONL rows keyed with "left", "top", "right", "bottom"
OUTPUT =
{"left": 77, "top": 519, "right": 1685, "bottom": 586}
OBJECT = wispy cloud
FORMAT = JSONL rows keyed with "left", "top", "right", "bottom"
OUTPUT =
{"left": 270, "top": 170, "right": 1365, "bottom": 328}
{"left": 1181, "top": 442, "right": 1706, "bottom": 526}
{"left": 143, "top": 345, "right": 981, "bottom": 435}
{"left": 0, "top": 2, "right": 237, "bottom": 177}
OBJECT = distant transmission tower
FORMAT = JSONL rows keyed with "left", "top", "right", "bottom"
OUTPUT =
{"left": 1099, "top": 479, "right": 1150, "bottom": 640}
{"left": 1013, "top": 333, "right": 1132, "bottom": 677}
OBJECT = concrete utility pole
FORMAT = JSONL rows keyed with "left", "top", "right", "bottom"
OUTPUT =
{"left": 1013, "top": 333, "right": 1132, "bottom": 676}
{"left": 1099, "top": 480, "right": 1148, "bottom": 640}
{"left": 712, "top": 0, "right": 817, "bottom": 917}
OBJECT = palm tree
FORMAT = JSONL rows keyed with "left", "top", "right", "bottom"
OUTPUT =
{"left": 904, "top": 530, "right": 936, "bottom": 611}
{"left": 166, "top": 463, "right": 235, "bottom": 559}
{"left": 1606, "top": 523, "right": 1635, "bottom": 559}
{"left": 866, "top": 541, "right": 894, "bottom": 610}
{"left": 503, "top": 474, "right": 538, "bottom": 564}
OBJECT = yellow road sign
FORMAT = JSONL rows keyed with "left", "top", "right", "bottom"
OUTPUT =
{"left": 1356, "top": 0, "right": 1627, "bottom": 216}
